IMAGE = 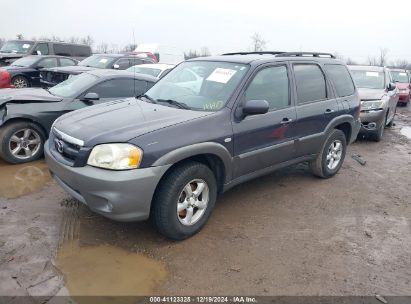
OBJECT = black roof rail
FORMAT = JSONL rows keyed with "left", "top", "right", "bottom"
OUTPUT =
{"left": 275, "top": 52, "right": 336, "bottom": 59}
{"left": 222, "top": 51, "right": 285, "bottom": 56}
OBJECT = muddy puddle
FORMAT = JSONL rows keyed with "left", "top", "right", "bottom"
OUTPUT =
{"left": 0, "top": 159, "right": 51, "bottom": 199}
{"left": 400, "top": 126, "right": 411, "bottom": 139}
{"left": 56, "top": 240, "right": 167, "bottom": 299}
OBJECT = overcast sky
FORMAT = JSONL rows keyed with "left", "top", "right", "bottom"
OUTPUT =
{"left": 2, "top": 0, "right": 411, "bottom": 63}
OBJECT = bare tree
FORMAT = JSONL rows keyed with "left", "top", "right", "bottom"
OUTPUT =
{"left": 16, "top": 34, "right": 24, "bottom": 40}
{"left": 345, "top": 57, "right": 357, "bottom": 65}
{"left": 0, "top": 38, "right": 5, "bottom": 48}
{"left": 96, "top": 42, "right": 109, "bottom": 53}
{"left": 366, "top": 56, "right": 378, "bottom": 66}
{"left": 390, "top": 59, "right": 408, "bottom": 69}
{"left": 378, "top": 48, "right": 389, "bottom": 67}
{"left": 200, "top": 46, "right": 211, "bottom": 57}
{"left": 184, "top": 49, "right": 200, "bottom": 60}
{"left": 80, "top": 35, "right": 94, "bottom": 47}
{"left": 250, "top": 32, "right": 267, "bottom": 52}
{"left": 122, "top": 44, "right": 137, "bottom": 53}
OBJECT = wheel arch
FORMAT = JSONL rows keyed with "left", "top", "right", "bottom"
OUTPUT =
{"left": 0, "top": 116, "right": 48, "bottom": 138}
{"left": 325, "top": 115, "right": 355, "bottom": 143}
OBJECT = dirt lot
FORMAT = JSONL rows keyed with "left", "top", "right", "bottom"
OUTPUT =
{"left": 0, "top": 106, "right": 410, "bottom": 301}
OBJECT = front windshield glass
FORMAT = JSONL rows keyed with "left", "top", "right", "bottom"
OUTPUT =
{"left": 78, "top": 55, "right": 115, "bottom": 69}
{"left": 0, "top": 41, "right": 34, "bottom": 54}
{"left": 10, "top": 56, "right": 38, "bottom": 67}
{"left": 350, "top": 70, "right": 385, "bottom": 89}
{"left": 127, "top": 66, "right": 161, "bottom": 77}
{"left": 144, "top": 61, "right": 249, "bottom": 111}
{"left": 391, "top": 71, "right": 409, "bottom": 83}
{"left": 49, "top": 73, "right": 98, "bottom": 98}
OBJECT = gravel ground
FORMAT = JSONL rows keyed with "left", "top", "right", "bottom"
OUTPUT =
{"left": 0, "top": 106, "right": 410, "bottom": 302}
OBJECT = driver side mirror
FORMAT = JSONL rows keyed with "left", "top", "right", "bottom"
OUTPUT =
{"left": 81, "top": 92, "right": 99, "bottom": 102}
{"left": 387, "top": 82, "right": 397, "bottom": 91}
{"left": 237, "top": 99, "right": 269, "bottom": 120}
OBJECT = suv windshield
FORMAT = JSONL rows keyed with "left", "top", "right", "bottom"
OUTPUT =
{"left": 350, "top": 70, "right": 385, "bottom": 89}
{"left": 144, "top": 61, "right": 249, "bottom": 111}
{"left": 391, "top": 71, "right": 409, "bottom": 83}
{"left": 78, "top": 55, "right": 116, "bottom": 69}
{"left": 49, "top": 73, "right": 98, "bottom": 98}
{"left": 10, "top": 56, "right": 38, "bottom": 67}
{"left": 0, "top": 41, "right": 34, "bottom": 54}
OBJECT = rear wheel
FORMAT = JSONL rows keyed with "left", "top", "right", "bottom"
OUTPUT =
{"left": 0, "top": 121, "right": 45, "bottom": 164}
{"left": 151, "top": 161, "right": 217, "bottom": 240}
{"left": 310, "top": 129, "right": 347, "bottom": 178}
{"left": 12, "top": 76, "right": 29, "bottom": 88}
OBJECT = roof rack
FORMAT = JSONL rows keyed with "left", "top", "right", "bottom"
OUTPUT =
{"left": 275, "top": 52, "right": 336, "bottom": 59}
{"left": 222, "top": 51, "right": 285, "bottom": 56}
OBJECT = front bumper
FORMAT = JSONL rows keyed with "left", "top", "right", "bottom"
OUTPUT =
{"left": 359, "top": 109, "right": 385, "bottom": 133}
{"left": 399, "top": 93, "right": 410, "bottom": 103}
{"left": 45, "top": 141, "right": 171, "bottom": 222}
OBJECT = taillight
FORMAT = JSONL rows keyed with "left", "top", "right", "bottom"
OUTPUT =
{"left": 0, "top": 70, "right": 12, "bottom": 88}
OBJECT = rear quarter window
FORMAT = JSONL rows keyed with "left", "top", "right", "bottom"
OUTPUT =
{"left": 325, "top": 64, "right": 355, "bottom": 97}
{"left": 53, "top": 44, "right": 71, "bottom": 56}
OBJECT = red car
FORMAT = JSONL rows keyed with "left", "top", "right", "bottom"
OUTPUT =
{"left": 0, "top": 70, "right": 12, "bottom": 88}
{"left": 391, "top": 69, "right": 410, "bottom": 106}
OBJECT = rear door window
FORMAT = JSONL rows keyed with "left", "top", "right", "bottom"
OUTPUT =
{"left": 53, "top": 44, "right": 71, "bottom": 56}
{"left": 88, "top": 78, "right": 134, "bottom": 98}
{"left": 293, "top": 64, "right": 327, "bottom": 103}
{"left": 71, "top": 45, "right": 91, "bottom": 57}
{"left": 60, "top": 58, "right": 77, "bottom": 67}
{"left": 325, "top": 64, "right": 355, "bottom": 97}
{"left": 38, "top": 57, "right": 58, "bottom": 68}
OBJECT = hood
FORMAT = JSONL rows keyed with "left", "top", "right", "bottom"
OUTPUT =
{"left": 0, "top": 53, "right": 22, "bottom": 60}
{"left": 54, "top": 98, "right": 213, "bottom": 145}
{"left": 395, "top": 82, "right": 410, "bottom": 90}
{"left": 357, "top": 88, "right": 386, "bottom": 100}
{"left": 44, "top": 65, "right": 95, "bottom": 75}
{"left": 0, "top": 53, "right": 22, "bottom": 66}
{"left": 0, "top": 88, "right": 63, "bottom": 107}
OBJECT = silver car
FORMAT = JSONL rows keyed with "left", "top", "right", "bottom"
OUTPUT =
{"left": 349, "top": 65, "right": 399, "bottom": 141}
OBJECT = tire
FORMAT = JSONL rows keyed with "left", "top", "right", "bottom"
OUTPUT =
{"left": 12, "top": 75, "right": 30, "bottom": 88}
{"left": 0, "top": 121, "right": 45, "bottom": 164}
{"left": 151, "top": 161, "right": 217, "bottom": 240}
{"left": 310, "top": 129, "right": 347, "bottom": 178}
{"left": 372, "top": 122, "right": 384, "bottom": 142}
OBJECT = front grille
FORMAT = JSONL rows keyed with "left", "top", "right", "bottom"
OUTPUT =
{"left": 50, "top": 128, "right": 89, "bottom": 167}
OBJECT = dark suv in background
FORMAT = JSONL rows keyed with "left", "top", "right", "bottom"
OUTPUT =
{"left": 40, "top": 53, "right": 155, "bottom": 87}
{"left": 0, "top": 40, "right": 91, "bottom": 66}
{"left": 46, "top": 51, "right": 361, "bottom": 240}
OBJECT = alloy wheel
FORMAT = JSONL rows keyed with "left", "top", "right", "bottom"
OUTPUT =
{"left": 8, "top": 128, "right": 42, "bottom": 160}
{"left": 177, "top": 179, "right": 209, "bottom": 226}
{"left": 326, "top": 140, "right": 343, "bottom": 170}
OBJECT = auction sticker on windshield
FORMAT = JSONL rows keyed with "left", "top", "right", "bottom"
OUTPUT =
{"left": 206, "top": 68, "right": 237, "bottom": 83}
{"left": 22, "top": 44, "right": 31, "bottom": 49}
{"left": 99, "top": 59, "right": 108, "bottom": 63}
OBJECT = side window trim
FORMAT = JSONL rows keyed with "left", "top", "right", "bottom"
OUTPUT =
{"left": 292, "top": 62, "right": 330, "bottom": 105}
{"left": 238, "top": 63, "right": 292, "bottom": 113}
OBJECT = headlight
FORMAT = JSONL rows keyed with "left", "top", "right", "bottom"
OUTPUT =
{"left": 87, "top": 144, "right": 143, "bottom": 170}
{"left": 360, "top": 100, "right": 384, "bottom": 111}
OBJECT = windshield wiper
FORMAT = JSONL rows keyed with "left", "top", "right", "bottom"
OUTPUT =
{"left": 136, "top": 93, "right": 157, "bottom": 104}
{"left": 156, "top": 99, "right": 191, "bottom": 109}
{"left": 44, "top": 88, "right": 55, "bottom": 96}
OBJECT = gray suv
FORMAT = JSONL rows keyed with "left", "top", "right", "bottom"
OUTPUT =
{"left": 45, "top": 52, "right": 361, "bottom": 240}
{"left": 349, "top": 65, "right": 399, "bottom": 141}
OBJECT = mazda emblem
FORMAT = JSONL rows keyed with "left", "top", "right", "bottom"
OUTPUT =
{"left": 56, "top": 140, "right": 64, "bottom": 153}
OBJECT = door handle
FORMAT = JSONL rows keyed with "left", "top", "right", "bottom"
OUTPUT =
{"left": 280, "top": 117, "right": 293, "bottom": 124}
{"left": 324, "top": 109, "right": 335, "bottom": 114}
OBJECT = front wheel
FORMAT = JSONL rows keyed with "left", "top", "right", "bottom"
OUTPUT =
{"left": 12, "top": 76, "right": 29, "bottom": 88}
{"left": 151, "top": 161, "right": 217, "bottom": 240}
{"left": 0, "top": 121, "right": 45, "bottom": 164}
{"left": 310, "top": 129, "right": 347, "bottom": 178}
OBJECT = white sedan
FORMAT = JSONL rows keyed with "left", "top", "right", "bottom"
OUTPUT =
{"left": 127, "top": 63, "right": 175, "bottom": 79}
